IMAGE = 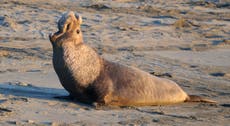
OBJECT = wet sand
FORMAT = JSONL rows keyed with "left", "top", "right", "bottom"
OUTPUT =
{"left": 0, "top": 0, "right": 230, "bottom": 125}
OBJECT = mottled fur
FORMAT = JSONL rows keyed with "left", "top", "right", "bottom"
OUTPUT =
{"left": 49, "top": 11, "right": 216, "bottom": 106}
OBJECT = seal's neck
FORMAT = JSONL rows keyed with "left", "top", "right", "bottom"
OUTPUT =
{"left": 62, "top": 43, "right": 102, "bottom": 87}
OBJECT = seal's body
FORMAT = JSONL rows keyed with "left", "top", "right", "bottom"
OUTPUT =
{"left": 49, "top": 11, "right": 215, "bottom": 106}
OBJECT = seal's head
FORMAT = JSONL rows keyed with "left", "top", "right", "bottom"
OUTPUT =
{"left": 49, "top": 11, "right": 83, "bottom": 46}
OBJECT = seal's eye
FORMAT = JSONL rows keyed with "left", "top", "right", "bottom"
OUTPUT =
{"left": 76, "top": 29, "right": 80, "bottom": 34}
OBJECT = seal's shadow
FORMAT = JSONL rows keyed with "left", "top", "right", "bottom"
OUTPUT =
{"left": 0, "top": 83, "right": 93, "bottom": 108}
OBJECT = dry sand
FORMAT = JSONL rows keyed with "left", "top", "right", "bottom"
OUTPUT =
{"left": 0, "top": 0, "right": 230, "bottom": 125}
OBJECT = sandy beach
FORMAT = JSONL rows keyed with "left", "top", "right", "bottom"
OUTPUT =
{"left": 0, "top": 0, "right": 230, "bottom": 125}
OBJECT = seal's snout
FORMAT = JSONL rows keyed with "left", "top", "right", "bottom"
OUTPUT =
{"left": 57, "top": 11, "right": 82, "bottom": 33}
{"left": 57, "top": 11, "right": 74, "bottom": 32}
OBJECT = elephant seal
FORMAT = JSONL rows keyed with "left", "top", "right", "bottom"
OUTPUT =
{"left": 49, "top": 11, "right": 216, "bottom": 106}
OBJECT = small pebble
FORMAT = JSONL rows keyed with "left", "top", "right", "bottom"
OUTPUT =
{"left": 27, "top": 120, "right": 35, "bottom": 123}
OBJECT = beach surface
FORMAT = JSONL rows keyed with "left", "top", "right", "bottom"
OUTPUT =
{"left": 0, "top": 0, "right": 230, "bottom": 125}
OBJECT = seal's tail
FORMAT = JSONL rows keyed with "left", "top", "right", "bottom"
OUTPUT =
{"left": 185, "top": 95, "right": 217, "bottom": 103}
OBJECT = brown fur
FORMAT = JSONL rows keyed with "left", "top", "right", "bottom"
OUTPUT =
{"left": 49, "top": 11, "right": 216, "bottom": 106}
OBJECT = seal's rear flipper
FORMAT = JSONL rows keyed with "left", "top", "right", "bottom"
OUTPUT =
{"left": 185, "top": 95, "right": 217, "bottom": 103}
